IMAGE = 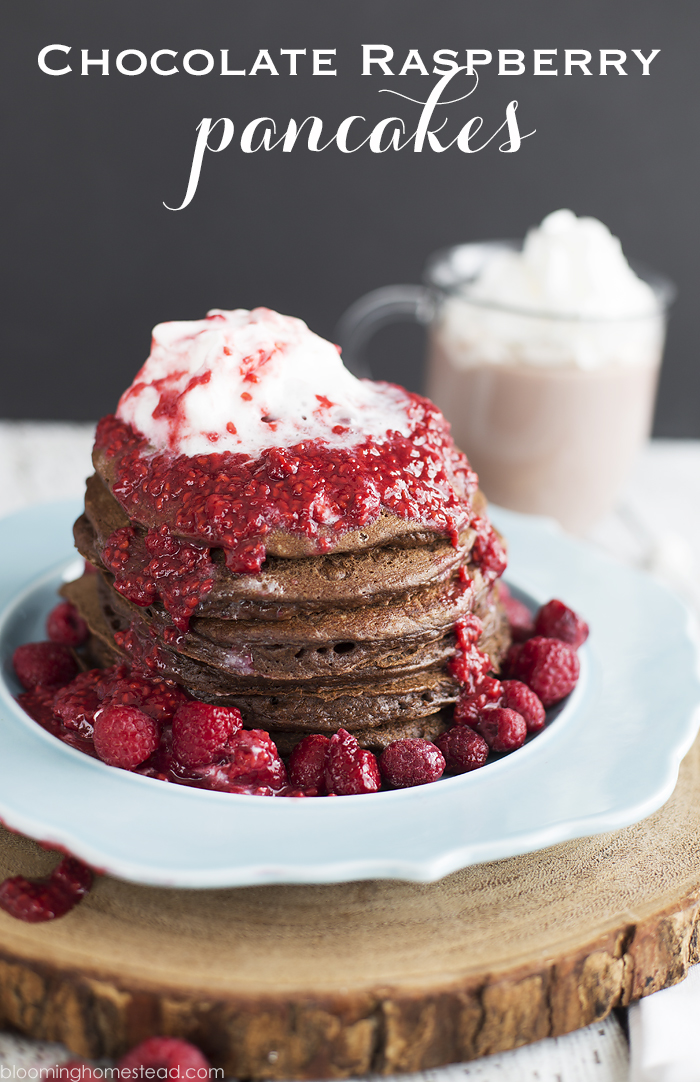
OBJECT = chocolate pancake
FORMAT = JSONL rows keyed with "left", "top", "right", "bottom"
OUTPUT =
{"left": 78, "top": 473, "right": 481, "bottom": 619}
{"left": 62, "top": 559, "right": 510, "bottom": 741}
{"left": 91, "top": 560, "right": 500, "bottom": 678}
{"left": 93, "top": 445, "right": 475, "bottom": 559}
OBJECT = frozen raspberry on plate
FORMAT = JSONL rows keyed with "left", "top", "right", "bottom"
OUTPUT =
{"left": 16, "top": 685, "right": 56, "bottom": 729}
{"left": 379, "top": 739, "right": 445, "bottom": 788}
{"left": 52, "top": 669, "right": 105, "bottom": 736}
{"left": 93, "top": 705, "right": 159, "bottom": 769}
{"left": 195, "top": 729, "right": 287, "bottom": 791}
{"left": 453, "top": 676, "right": 502, "bottom": 726}
{"left": 499, "top": 583, "right": 535, "bottom": 642}
{"left": 325, "top": 729, "right": 381, "bottom": 795}
{"left": 46, "top": 601, "right": 89, "bottom": 647}
{"left": 436, "top": 726, "right": 489, "bottom": 774}
{"left": 504, "top": 642, "right": 523, "bottom": 676}
{"left": 12, "top": 642, "right": 78, "bottom": 691}
{"left": 98, "top": 668, "right": 188, "bottom": 722}
{"left": 172, "top": 701, "right": 243, "bottom": 767}
{"left": 509, "top": 636, "right": 580, "bottom": 707}
{"left": 288, "top": 734, "right": 331, "bottom": 791}
{"left": 500, "top": 680, "right": 546, "bottom": 733}
{"left": 475, "top": 707, "right": 527, "bottom": 752}
{"left": 118, "top": 1037, "right": 210, "bottom": 1076}
{"left": 535, "top": 599, "right": 589, "bottom": 649}
{"left": 228, "top": 729, "right": 287, "bottom": 787}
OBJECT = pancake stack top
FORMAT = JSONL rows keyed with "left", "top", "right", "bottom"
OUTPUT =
{"left": 68, "top": 307, "right": 510, "bottom": 753}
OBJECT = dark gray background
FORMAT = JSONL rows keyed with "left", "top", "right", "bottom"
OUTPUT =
{"left": 2, "top": 0, "right": 698, "bottom": 434}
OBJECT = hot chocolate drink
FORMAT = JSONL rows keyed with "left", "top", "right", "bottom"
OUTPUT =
{"left": 426, "top": 210, "right": 668, "bottom": 533}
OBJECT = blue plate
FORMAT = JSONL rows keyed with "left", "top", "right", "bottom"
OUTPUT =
{"left": 0, "top": 500, "right": 698, "bottom": 888}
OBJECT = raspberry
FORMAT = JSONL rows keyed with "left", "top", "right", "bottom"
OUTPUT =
{"left": 379, "top": 739, "right": 445, "bottom": 788}
{"left": 17, "top": 686, "right": 56, "bottom": 729}
{"left": 0, "top": 878, "right": 67, "bottom": 923}
{"left": 505, "top": 642, "right": 524, "bottom": 675}
{"left": 325, "top": 729, "right": 381, "bottom": 795}
{"left": 453, "top": 676, "right": 502, "bottom": 725}
{"left": 436, "top": 726, "right": 489, "bottom": 773}
{"left": 12, "top": 642, "right": 78, "bottom": 691}
{"left": 53, "top": 669, "right": 105, "bottom": 735}
{"left": 509, "top": 636, "right": 580, "bottom": 707}
{"left": 0, "top": 856, "right": 92, "bottom": 923}
{"left": 98, "top": 669, "right": 188, "bottom": 722}
{"left": 475, "top": 707, "right": 527, "bottom": 752}
{"left": 499, "top": 583, "right": 535, "bottom": 642}
{"left": 46, "top": 601, "right": 89, "bottom": 647}
{"left": 196, "top": 729, "right": 287, "bottom": 791}
{"left": 117, "top": 1038, "right": 210, "bottom": 1077}
{"left": 535, "top": 599, "right": 589, "bottom": 649}
{"left": 93, "top": 705, "right": 159, "bottom": 769}
{"left": 288, "top": 734, "right": 331, "bottom": 792}
{"left": 229, "top": 729, "right": 287, "bottom": 787}
{"left": 172, "top": 701, "right": 243, "bottom": 767}
{"left": 500, "top": 680, "right": 546, "bottom": 733}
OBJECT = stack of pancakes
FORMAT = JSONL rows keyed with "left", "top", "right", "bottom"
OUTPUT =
{"left": 65, "top": 454, "right": 510, "bottom": 754}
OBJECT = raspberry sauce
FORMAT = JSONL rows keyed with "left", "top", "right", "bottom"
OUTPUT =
{"left": 94, "top": 393, "right": 497, "bottom": 631}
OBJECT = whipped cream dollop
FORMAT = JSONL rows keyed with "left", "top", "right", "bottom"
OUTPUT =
{"left": 117, "top": 307, "right": 413, "bottom": 458}
{"left": 437, "top": 210, "right": 665, "bottom": 370}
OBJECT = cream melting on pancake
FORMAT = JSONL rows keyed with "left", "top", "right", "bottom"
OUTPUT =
{"left": 117, "top": 307, "right": 413, "bottom": 457}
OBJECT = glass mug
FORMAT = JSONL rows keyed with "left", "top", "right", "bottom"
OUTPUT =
{"left": 336, "top": 242, "right": 674, "bottom": 534}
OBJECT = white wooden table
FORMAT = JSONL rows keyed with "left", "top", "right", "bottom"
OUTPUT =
{"left": 3, "top": 423, "right": 699, "bottom": 1081}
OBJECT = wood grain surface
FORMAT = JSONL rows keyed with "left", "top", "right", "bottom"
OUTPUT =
{"left": 0, "top": 739, "right": 699, "bottom": 1079}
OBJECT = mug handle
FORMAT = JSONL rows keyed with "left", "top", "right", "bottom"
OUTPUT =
{"left": 335, "top": 285, "right": 435, "bottom": 379}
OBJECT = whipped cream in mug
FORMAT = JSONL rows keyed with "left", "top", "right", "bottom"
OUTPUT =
{"left": 437, "top": 209, "right": 663, "bottom": 371}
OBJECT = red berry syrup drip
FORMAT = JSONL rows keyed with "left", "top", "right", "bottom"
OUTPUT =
{"left": 447, "top": 614, "right": 493, "bottom": 695}
{"left": 101, "top": 523, "right": 215, "bottom": 632}
{"left": 0, "top": 856, "right": 92, "bottom": 923}
{"left": 470, "top": 516, "right": 508, "bottom": 586}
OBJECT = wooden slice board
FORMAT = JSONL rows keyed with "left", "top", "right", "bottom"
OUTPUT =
{"left": 1, "top": 740, "right": 700, "bottom": 1079}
